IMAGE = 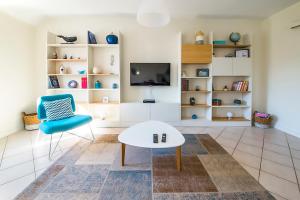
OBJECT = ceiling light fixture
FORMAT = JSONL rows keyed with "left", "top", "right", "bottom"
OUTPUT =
{"left": 137, "top": 0, "right": 170, "bottom": 28}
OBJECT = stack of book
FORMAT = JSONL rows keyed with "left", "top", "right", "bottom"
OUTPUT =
{"left": 182, "top": 79, "right": 189, "bottom": 91}
{"left": 231, "top": 81, "right": 248, "bottom": 92}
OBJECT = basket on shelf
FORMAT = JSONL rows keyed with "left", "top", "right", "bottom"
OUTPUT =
{"left": 22, "top": 112, "right": 40, "bottom": 131}
{"left": 253, "top": 111, "right": 272, "bottom": 128}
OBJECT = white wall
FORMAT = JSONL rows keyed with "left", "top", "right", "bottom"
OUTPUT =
{"left": 0, "top": 12, "right": 36, "bottom": 138}
{"left": 263, "top": 2, "right": 300, "bottom": 136}
{"left": 35, "top": 16, "right": 265, "bottom": 109}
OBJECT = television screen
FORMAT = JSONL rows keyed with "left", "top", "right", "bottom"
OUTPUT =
{"left": 130, "top": 63, "right": 171, "bottom": 86}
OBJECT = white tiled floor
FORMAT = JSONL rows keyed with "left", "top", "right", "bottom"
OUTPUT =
{"left": 0, "top": 126, "right": 300, "bottom": 200}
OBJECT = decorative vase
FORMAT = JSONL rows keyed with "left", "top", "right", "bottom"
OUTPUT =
{"left": 229, "top": 32, "right": 241, "bottom": 45}
{"left": 189, "top": 97, "right": 196, "bottom": 105}
{"left": 59, "top": 65, "right": 66, "bottom": 74}
{"left": 106, "top": 33, "right": 118, "bottom": 44}
{"left": 192, "top": 114, "right": 198, "bottom": 119}
{"left": 112, "top": 83, "right": 118, "bottom": 89}
{"left": 195, "top": 31, "right": 204, "bottom": 44}
{"left": 93, "top": 67, "right": 100, "bottom": 74}
{"left": 95, "top": 80, "right": 102, "bottom": 89}
{"left": 68, "top": 80, "right": 78, "bottom": 88}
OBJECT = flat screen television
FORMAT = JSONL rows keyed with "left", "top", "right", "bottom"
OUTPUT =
{"left": 130, "top": 63, "right": 171, "bottom": 86}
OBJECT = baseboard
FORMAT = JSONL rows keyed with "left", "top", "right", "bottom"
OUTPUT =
{"left": 274, "top": 124, "right": 300, "bottom": 138}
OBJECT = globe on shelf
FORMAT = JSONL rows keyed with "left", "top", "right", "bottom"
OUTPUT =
{"left": 229, "top": 32, "right": 241, "bottom": 45}
{"left": 227, "top": 112, "right": 233, "bottom": 120}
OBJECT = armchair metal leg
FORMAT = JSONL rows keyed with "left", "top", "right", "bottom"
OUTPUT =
{"left": 89, "top": 123, "right": 96, "bottom": 142}
{"left": 48, "top": 132, "right": 63, "bottom": 160}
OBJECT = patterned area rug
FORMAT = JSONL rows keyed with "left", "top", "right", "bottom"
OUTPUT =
{"left": 16, "top": 134, "right": 275, "bottom": 200}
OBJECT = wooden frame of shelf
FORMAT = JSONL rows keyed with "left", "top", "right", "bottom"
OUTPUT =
{"left": 213, "top": 44, "right": 251, "bottom": 49}
{"left": 181, "top": 104, "right": 210, "bottom": 108}
{"left": 182, "top": 90, "right": 210, "bottom": 93}
{"left": 181, "top": 77, "right": 210, "bottom": 79}
{"left": 212, "top": 117, "right": 250, "bottom": 121}
{"left": 213, "top": 90, "right": 251, "bottom": 93}
{"left": 48, "top": 59, "right": 87, "bottom": 62}
{"left": 212, "top": 105, "right": 249, "bottom": 108}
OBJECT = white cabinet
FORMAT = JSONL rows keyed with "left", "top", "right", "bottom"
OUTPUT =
{"left": 212, "top": 58, "right": 232, "bottom": 76}
{"left": 120, "top": 103, "right": 150, "bottom": 122}
{"left": 212, "top": 58, "right": 251, "bottom": 76}
{"left": 151, "top": 103, "right": 180, "bottom": 121}
{"left": 232, "top": 58, "right": 252, "bottom": 76}
{"left": 120, "top": 103, "right": 180, "bottom": 122}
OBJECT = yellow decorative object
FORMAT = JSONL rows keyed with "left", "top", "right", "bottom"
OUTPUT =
{"left": 195, "top": 31, "right": 205, "bottom": 44}
{"left": 22, "top": 112, "right": 40, "bottom": 131}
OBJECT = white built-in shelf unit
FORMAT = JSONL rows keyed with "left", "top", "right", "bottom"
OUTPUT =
{"left": 46, "top": 31, "right": 121, "bottom": 122}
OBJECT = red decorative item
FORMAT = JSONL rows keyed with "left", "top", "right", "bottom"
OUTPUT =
{"left": 81, "top": 77, "right": 87, "bottom": 89}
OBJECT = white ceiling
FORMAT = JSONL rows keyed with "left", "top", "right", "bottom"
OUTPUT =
{"left": 0, "top": 0, "right": 299, "bottom": 25}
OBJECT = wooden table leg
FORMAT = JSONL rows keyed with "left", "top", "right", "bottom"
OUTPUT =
{"left": 176, "top": 146, "right": 182, "bottom": 171}
{"left": 121, "top": 143, "right": 126, "bottom": 166}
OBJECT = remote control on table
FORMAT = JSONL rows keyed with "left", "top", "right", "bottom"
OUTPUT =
{"left": 162, "top": 133, "right": 166, "bottom": 143}
{"left": 153, "top": 134, "right": 158, "bottom": 143}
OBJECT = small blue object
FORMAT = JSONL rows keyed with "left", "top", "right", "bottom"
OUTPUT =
{"left": 112, "top": 83, "right": 118, "bottom": 89}
{"left": 68, "top": 80, "right": 78, "bottom": 88}
{"left": 78, "top": 70, "right": 86, "bottom": 74}
{"left": 213, "top": 40, "right": 226, "bottom": 45}
{"left": 106, "top": 33, "right": 118, "bottom": 44}
{"left": 95, "top": 80, "right": 102, "bottom": 89}
{"left": 192, "top": 114, "right": 198, "bottom": 119}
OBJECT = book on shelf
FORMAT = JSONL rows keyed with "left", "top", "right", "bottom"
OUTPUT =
{"left": 181, "top": 79, "right": 189, "bottom": 91}
{"left": 48, "top": 75, "right": 60, "bottom": 88}
{"left": 231, "top": 81, "right": 248, "bottom": 92}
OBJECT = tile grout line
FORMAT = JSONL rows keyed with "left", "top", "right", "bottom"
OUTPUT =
{"left": 0, "top": 136, "right": 8, "bottom": 168}
{"left": 257, "top": 129, "right": 265, "bottom": 181}
{"left": 214, "top": 127, "right": 226, "bottom": 140}
{"left": 231, "top": 127, "right": 246, "bottom": 156}
{"left": 285, "top": 132, "right": 300, "bottom": 192}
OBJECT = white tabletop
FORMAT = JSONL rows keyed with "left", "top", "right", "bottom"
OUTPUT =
{"left": 118, "top": 120, "right": 185, "bottom": 148}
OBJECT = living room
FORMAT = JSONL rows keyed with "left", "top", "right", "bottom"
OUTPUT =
{"left": 0, "top": 0, "right": 300, "bottom": 199}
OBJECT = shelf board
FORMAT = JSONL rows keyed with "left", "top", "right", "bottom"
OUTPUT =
{"left": 182, "top": 90, "right": 210, "bottom": 93}
{"left": 48, "top": 59, "right": 87, "bottom": 62}
{"left": 88, "top": 44, "right": 119, "bottom": 48}
{"left": 48, "top": 74, "right": 86, "bottom": 76}
{"left": 89, "top": 88, "right": 119, "bottom": 91}
{"left": 88, "top": 73, "right": 119, "bottom": 76}
{"left": 89, "top": 101, "right": 120, "bottom": 105}
{"left": 212, "top": 105, "right": 249, "bottom": 108}
{"left": 181, "top": 104, "right": 210, "bottom": 108}
{"left": 181, "top": 77, "right": 210, "bottom": 79}
{"left": 212, "top": 117, "right": 250, "bottom": 122}
{"left": 47, "top": 44, "right": 87, "bottom": 48}
{"left": 213, "top": 44, "right": 251, "bottom": 49}
{"left": 48, "top": 88, "right": 88, "bottom": 91}
{"left": 213, "top": 90, "right": 251, "bottom": 93}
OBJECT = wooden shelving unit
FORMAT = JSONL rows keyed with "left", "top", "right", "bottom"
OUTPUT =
{"left": 46, "top": 31, "right": 121, "bottom": 122}
{"left": 179, "top": 32, "right": 252, "bottom": 124}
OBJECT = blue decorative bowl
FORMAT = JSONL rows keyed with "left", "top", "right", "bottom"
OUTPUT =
{"left": 192, "top": 114, "right": 198, "bottom": 119}
{"left": 106, "top": 33, "right": 118, "bottom": 44}
{"left": 229, "top": 32, "right": 241, "bottom": 45}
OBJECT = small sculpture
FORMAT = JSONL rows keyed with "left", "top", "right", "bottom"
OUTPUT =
{"left": 52, "top": 52, "right": 58, "bottom": 59}
{"left": 223, "top": 85, "right": 229, "bottom": 91}
{"left": 59, "top": 65, "right": 66, "bottom": 74}
{"left": 192, "top": 114, "right": 198, "bottom": 119}
{"left": 63, "top": 54, "right": 68, "bottom": 59}
{"left": 195, "top": 31, "right": 204, "bottom": 44}
{"left": 190, "top": 97, "right": 196, "bottom": 105}
{"left": 195, "top": 86, "right": 200, "bottom": 91}
{"left": 112, "top": 83, "right": 118, "bottom": 89}
{"left": 110, "top": 55, "right": 115, "bottom": 66}
{"left": 57, "top": 35, "right": 77, "bottom": 44}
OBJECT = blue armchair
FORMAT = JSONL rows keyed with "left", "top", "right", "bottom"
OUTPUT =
{"left": 37, "top": 94, "right": 95, "bottom": 159}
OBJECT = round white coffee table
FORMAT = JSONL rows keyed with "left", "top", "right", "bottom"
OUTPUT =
{"left": 118, "top": 120, "right": 185, "bottom": 171}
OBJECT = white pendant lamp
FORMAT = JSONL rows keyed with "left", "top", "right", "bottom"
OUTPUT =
{"left": 137, "top": 0, "right": 170, "bottom": 28}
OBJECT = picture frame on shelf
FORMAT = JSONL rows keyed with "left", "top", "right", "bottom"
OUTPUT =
{"left": 48, "top": 76, "right": 60, "bottom": 88}
{"left": 235, "top": 49, "right": 250, "bottom": 57}
{"left": 88, "top": 31, "right": 97, "bottom": 44}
